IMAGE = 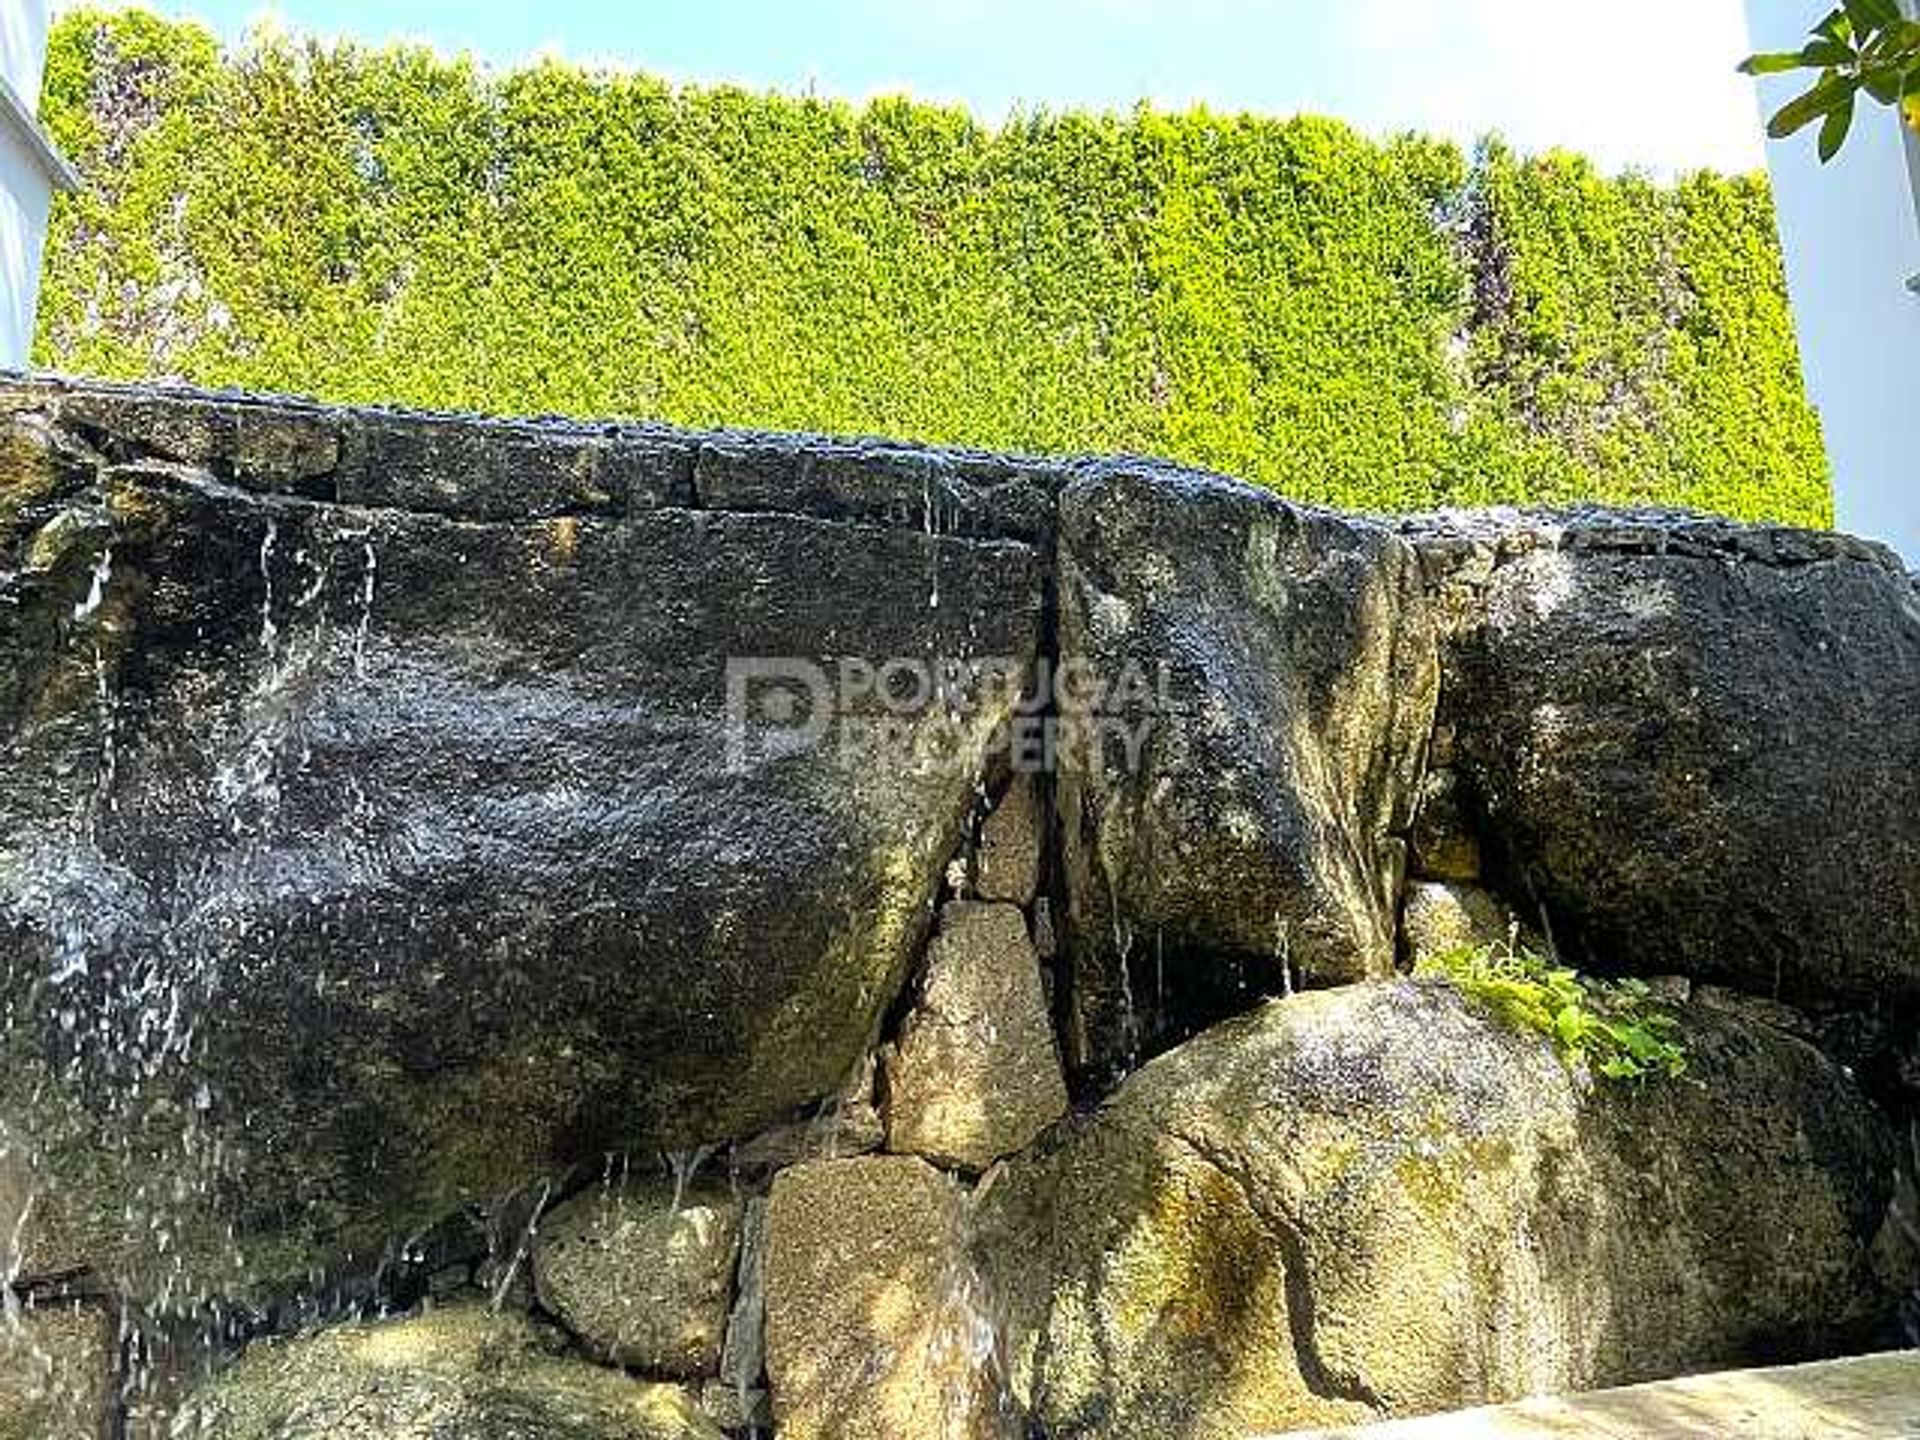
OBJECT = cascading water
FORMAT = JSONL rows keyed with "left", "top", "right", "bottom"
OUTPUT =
{"left": 666, "top": 1145, "right": 717, "bottom": 1216}
{"left": 487, "top": 1178, "right": 552, "bottom": 1314}
{"left": 5, "top": 503, "right": 394, "bottom": 1425}
{"left": 72, "top": 546, "right": 112, "bottom": 624}
{"left": 353, "top": 538, "right": 376, "bottom": 677}
{"left": 923, "top": 471, "right": 942, "bottom": 611}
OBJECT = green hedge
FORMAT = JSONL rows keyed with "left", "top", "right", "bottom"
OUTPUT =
{"left": 33, "top": 10, "right": 1829, "bottom": 524}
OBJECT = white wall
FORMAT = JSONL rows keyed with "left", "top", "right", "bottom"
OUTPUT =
{"left": 1746, "top": 0, "right": 1920, "bottom": 566}
{"left": 0, "top": 0, "right": 50, "bottom": 108}
{"left": 0, "top": 0, "right": 55, "bottom": 369}
{"left": 0, "top": 120, "right": 53, "bottom": 367}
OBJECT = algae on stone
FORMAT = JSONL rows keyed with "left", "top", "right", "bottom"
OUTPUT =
{"left": 533, "top": 1179, "right": 743, "bottom": 1377}
{"left": 974, "top": 980, "right": 1893, "bottom": 1439}
{"left": 173, "top": 1304, "right": 723, "bottom": 1439}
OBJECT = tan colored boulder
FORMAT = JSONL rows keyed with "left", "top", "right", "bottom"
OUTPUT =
{"left": 1400, "top": 881, "right": 1521, "bottom": 969}
{"left": 533, "top": 1179, "right": 742, "bottom": 1377}
{"left": 175, "top": 1304, "right": 722, "bottom": 1439}
{"left": 0, "top": 1299, "right": 115, "bottom": 1440}
{"left": 975, "top": 778, "right": 1042, "bottom": 905}
{"left": 974, "top": 980, "right": 1893, "bottom": 1439}
{"left": 764, "top": 1155, "right": 1006, "bottom": 1440}
{"left": 883, "top": 903, "right": 1068, "bottom": 1171}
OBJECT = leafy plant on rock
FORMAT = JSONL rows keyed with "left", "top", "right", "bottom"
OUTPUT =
{"left": 1422, "top": 940, "right": 1688, "bottom": 1083}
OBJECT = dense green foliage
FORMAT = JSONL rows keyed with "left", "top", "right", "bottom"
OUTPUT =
{"left": 33, "top": 10, "right": 1829, "bottom": 522}
{"left": 1422, "top": 942, "right": 1689, "bottom": 1084}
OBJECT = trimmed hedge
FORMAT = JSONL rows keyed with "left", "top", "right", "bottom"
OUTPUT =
{"left": 33, "top": 10, "right": 1830, "bottom": 524}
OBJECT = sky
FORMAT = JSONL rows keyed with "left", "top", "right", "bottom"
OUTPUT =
{"left": 51, "top": 0, "right": 1772, "bottom": 176}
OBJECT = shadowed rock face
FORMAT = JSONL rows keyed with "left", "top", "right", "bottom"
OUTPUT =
{"left": 1056, "top": 462, "right": 1438, "bottom": 1079}
{"left": 974, "top": 981, "right": 1895, "bottom": 1440}
{"left": 0, "top": 378, "right": 1045, "bottom": 1305}
{"left": 1403, "top": 510, "right": 1920, "bottom": 1007}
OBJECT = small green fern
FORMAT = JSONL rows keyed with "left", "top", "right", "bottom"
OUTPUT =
{"left": 1421, "top": 941, "right": 1687, "bottom": 1083}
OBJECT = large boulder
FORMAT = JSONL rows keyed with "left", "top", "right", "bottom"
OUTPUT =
{"left": 1055, "top": 462, "right": 1436, "bottom": 1078}
{"left": 973, "top": 980, "right": 1894, "bottom": 1439}
{"left": 0, "top": 377, "right": 1045, "bottom": 1305}
{"left": 1405, "top": 510, "right": 1920, "bottom": 1005}
{"left": 172, "top": 1304, "right": 723, "bottom": 1439}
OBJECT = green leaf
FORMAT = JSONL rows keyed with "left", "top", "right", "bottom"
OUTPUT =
{"left": 1864, "top": 69, "right": 1902, "bottom": 103}
{"left": 1740, "top": 50, "right": 1814, "bottom": 75}
{"left": 1768, "top": 74, "right": 1859, "bottom": 138}
{"left": 1844, "top": 0, "right": 1901, "bottom": 33}
{"left": 1819, "top": 95, "right": 1857, "bottom": 160}
{"left": 1861, "top": 18, "right": 1920, "bottom": 63}
{"left": 1817, "top": 7, "right": 1855, "bottom": 44}
{"left": 1801, "top": 37, "right": 1857, "bottom": 67}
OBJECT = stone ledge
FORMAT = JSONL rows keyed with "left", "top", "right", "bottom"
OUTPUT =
{"left": 1278, "top": 1351, "right": 1920, "bottom": 1439}
{"left": 1, "top": 370, "right": 1069, "bottom": 538}
{"left": 1397, "top": 504, "right": 1909, "bottom": 577}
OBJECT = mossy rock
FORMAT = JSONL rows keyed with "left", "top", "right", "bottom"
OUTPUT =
{"left": 974, "top": 979, "right": 1894, "bottom": 1439}
{"left": 174, "top": 1304, "right": 724, "bottom": 1439}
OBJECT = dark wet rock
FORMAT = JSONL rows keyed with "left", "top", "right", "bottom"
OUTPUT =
{"left": 1403, "top": 508, "right": 1920, "bottom": 1006}
{"left": 693, "top": 431, "right": 1063, "bottom": 543}
{"left": 172, "top": 1304, "right": 723, "bottom": 1439}
{"left": 726, "top": 1058, "right": 885, "bottom": 1175}
{"left": 14, "top": 373, "right": 695, "bottom": 515}
{"left": 533, "top": 1180, "right": 742, "bottom": 1377}
{"left": 974, "top": 980, "right": 1895, "bottom": 1438}
{"left": 0, "top": 377, "right": 1043, "bottom": 1305}
{"left": 1407, "top": 768, "right": 1480, "bottom": 882}
{"left": 1055, "top": 462, "right": 1437, "bottom": 1078}
{"left": 703, "top": 1196, "right": 771, "bottom": 1433}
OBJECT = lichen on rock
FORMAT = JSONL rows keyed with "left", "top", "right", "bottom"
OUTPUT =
{"left": 883, "top": 901, "right": 1068, "bottom": 1172}
{"left": 533, "top": 1179, "right": 743, "bottom": 1378}
{"left": 172, "top": 1305, "right": 723, "bottom": 1440}
{"left": 974, "top": 981, "right": 1894, "bottom": 1438}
